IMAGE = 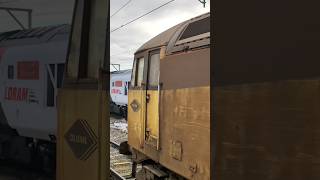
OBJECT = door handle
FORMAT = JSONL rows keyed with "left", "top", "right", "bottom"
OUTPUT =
{"left": 145, "top": 128, "right": 151, "bottom": 140}
{"left": 146, "top": 94, "right": 150, "bottom": 103}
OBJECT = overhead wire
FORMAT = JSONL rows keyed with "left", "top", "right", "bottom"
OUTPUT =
{"left": 0, "top": 0, "right": 21, "bottom": 4}
{"left": 110, "top": 0, "right": 176, "bottom": 33}
{"left": 110, "top": 0, "right": 132, "bottom": 18}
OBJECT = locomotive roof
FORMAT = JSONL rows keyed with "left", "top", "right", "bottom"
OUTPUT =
{"left": 111, "top": 69, "right": 132, "bottom": 74}
{"left": 0, "top": 24, "right": 70, "bottom": 47}
{"left": 135, "top": 12, "right": 210, "bottom": 54}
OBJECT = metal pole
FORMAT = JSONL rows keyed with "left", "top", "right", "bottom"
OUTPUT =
{"left": 198, "top": 0, "right": 206, "bottom": 8}
{"left": 111, "top": 64, "right": 120, "bottom": 71}
{"left": 0, "top": 7, "right": 32, "bottom": 12}
{"left": 28, "top": 11, "right": 32, "bottom": 29}
{"left": 0, "top": 7, "right": 33, "bottom": 29}
{"left": 5, "top": 9, "right": 26, "bottom": 30}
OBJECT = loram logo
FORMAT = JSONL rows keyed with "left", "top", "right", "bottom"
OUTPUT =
{"left": 4, "top": 86, "right": 38, "bottom": 104}
{"left": 5, "top": 87, "right": 28, "bottom": 101}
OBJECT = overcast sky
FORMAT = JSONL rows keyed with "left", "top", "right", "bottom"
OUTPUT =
{"left": 110, "top": 0, "right": 210, "bottom": 70}
{"left": 0, "top": 0, "right": 210, "bottom": 71}
{"left": 0, "top": 0, "right": 75, "bottom": 32}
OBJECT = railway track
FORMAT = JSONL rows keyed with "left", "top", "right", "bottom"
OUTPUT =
{"left": 110, "top": 140, "right": 134, "bottom": 180}
{"left": 110, "top": 117, "right": 135, "bottom": 180}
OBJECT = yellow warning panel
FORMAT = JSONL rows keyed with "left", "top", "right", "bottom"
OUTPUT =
{"left": 56, "top": 0, "right": 109, "bottom": 179}
{"left": 57, "top": 88, "right": 108, "bottom": 180}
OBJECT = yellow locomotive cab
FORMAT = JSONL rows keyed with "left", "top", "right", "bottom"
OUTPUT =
{"left": 127, "top": 13, "right": 210, "bottom": 180}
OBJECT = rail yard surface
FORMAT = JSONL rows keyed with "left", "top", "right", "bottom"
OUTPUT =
{"left": 110, "top": 116, "right": 137, "bottom": 180}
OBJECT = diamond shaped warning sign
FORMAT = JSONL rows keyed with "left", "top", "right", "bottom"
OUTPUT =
{"left": 64, "top": 119, "right": 98, "bottom": 161}
{"left": 130, "top": 99, "right": 140, "bottom": 112}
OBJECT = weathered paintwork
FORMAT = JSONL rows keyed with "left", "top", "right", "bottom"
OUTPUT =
{"left": 128, "top": 89, "right": 147, "bottom": 152}
{"left": 213, "top": 0, "right": 320, "bottom": 179}
{"left": 215, "top": 80, "right": 320, "bottom": 180}
{"left": 159, "top": 86, "right": 210, "bottom": 179}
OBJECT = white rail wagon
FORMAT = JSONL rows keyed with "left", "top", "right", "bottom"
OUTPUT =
{"left": 0, "top": 25, "right": 69, "bottom": 167}
{"left": 110, "top": 69, "right": 131, "bottom": 117}
{"left": 0, "top": 25, "right": 131, "bottom": 167}
{"left": 0, "top": 25, "right": 69, "bottom": 141}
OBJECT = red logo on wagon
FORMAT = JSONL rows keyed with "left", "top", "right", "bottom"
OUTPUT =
{"left": 5, "top": 87, "right": 28, "bottom": 101}
{"left": 115, "top": 81, "right": 122, "bottom": 87}
{"left": 111, "top": 89, "right": 121, "bottom": 94}
{"left": 17, "top": 61, "right": 39, "bottom": 80}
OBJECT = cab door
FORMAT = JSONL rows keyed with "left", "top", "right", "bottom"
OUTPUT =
{"left": 128, "top": 50, "right": 160, "bottom": 151}
{"left": 128, "top": 56, "right": 146, "bottom": 149}
{"left": 145, "top": 50, "right": 160, "bottom": 149}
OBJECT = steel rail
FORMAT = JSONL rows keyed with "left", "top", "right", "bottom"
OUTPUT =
{"left": 110, "top": 168, "right": 126, "bottom": 180}
{"left": 110, "top": 140, "right": 120, "bottom": 148}
{"left": 110, "top": 141, "right": 129, "bottom": 180}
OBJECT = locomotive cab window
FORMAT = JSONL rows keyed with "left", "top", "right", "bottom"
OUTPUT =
{"left": 147, "top": 52, "right": 160, "bottom": 88}
{"left": 167, "top": 14, "right": 210, "bottom": 54}
{"left": 131, "top": 60, "right": 137, "bottom": 87}
{"left": 131, "top": 57, "right": 145, "bottom": 87}
{"left": 178, "top": 16, "right": 210, "bottom": 42}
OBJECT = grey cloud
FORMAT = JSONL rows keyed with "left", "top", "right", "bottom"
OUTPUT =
{"left": 110, "top": 0, "right": 210, "bottom": 70}
{"left": 0, "top": 0, "right": 210, "bottom": 71}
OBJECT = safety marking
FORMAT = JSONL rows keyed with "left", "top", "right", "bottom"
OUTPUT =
{"left": 130, "top": 99, "right": 140, "bottom": 112}
{"left": 64, "top": 119, "right": 98, "bottom": 161}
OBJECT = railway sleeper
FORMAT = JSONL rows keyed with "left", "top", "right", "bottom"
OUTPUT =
{"left": 135, "top": 164, "right": 185, "bottom": 180}
{"left": 136, "top": 164, "right": 168, "bottom": 180}
{"left": 129, "top": 150, "right": 186, "bottom": 180}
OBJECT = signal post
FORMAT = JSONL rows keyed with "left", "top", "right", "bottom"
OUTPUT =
{"left": 57, "top": 0, "right": 109, "bottom": 179}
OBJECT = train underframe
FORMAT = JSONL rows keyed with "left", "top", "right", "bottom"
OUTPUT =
{"left": 110, "top": 101, "right": 127, "bottom": 119}
{"left": 0, "top": 125, "right": 56, "bottom": 174}
{"left": 120, "top": 142, "right": 186, "bottom": 180}
{"left": 133, "top": 150, "right": 186, "bottom": 180}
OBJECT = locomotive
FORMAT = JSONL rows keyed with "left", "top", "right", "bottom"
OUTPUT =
{"left": 125, "top": 13, "right": 210, "bottom": 179}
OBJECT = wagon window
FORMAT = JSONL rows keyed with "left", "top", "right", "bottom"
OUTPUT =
{"left": 8, "top": 65, "right": 14, "bottom": 79}
{"left": 148, "top": 53, "right": 160, "bottom": 87}
{"left": 57, "top": 63, "right": 65, "bottom": 88}
{"left": 124, "top": 83, "right": 128, "bottom": 95}
{"left": 47, "top": 64, "right": 55, "bottom": 107}
{"left": 179, "top": 17, "right": 210, "bottom": 41}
